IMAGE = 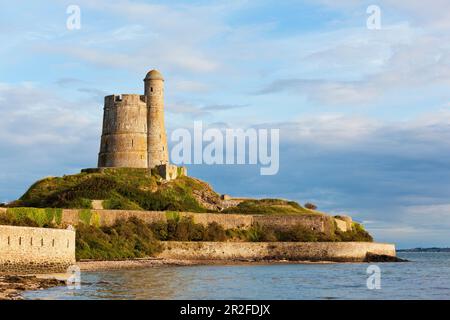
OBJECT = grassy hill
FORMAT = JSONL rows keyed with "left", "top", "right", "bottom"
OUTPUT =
{"left": 9, "top": 168, "right": 326, "bottom": 216}
{"left": 11, "top": 168, "right": 221, "bottom": 212}
{"left": 222, "top": 199, "right": 323, "bottom": 215}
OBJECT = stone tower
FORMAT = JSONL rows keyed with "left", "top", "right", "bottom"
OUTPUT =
{"left": 144, "top": 70, "right": 169, "bottom": 168}
{"left": 97, "top": 69, "right": 169, "bottom": 169}
{"left": 97, "top": 94, "right": 148, "bottom": 168}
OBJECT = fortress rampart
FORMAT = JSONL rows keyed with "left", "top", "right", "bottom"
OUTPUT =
{"left": 59, "top": 209, "right": 255, "bottom": 230}
{"left": 253, "top": 214, "right": 341, "bottom": 235}
{"left": 0, "top": 225, "right": 75, "bottom": 274}
{"left": 0, "top": 208, "right": 352, "bottom": 233}
{"left": 32, "top": 208, "right": 350, "bottom": 233}
{"left": 1, "top": 207, "right": 352, "bottom": 234}
{"left": 0, "top": 209, "right": 396, "bottom": 266}
{"left": 158, "top": 241, "right": 396, "bottom": 262}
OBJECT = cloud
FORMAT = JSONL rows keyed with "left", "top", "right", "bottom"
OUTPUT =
{"left": 166, "top": 101, "right": 210, "bottom": 118}
{"left": 0, "top": 82, "right": 99, "bottom": 201}
{"left": 0, "top": 82, "right": 98, "bottom": 146}
{"left": 383, "top": 0, "right": 450, "bottom": 29}
{"left": 202, "top": 104, "right": 249, "bottom": 111}
{"left": 77, "top": 87, "right": 108, "bottom": 100}
{"left": 256, "top": 78, "right": 379, "bottom": 105}
{"left": 173, "top": 80, "right": 211, "bottom": 93}
{"left": 20, "top": 0, "right": 450, "bottom": 110}
{"left": 312, "top": 0, "right": 450, "bottom": 29}
{"left": 55, "top": 78, "right": 107, "bottom": 101}
{"left": 107, "top": 24, "right": 150, "bottom": 41}
{"left": 30, "top": 0, "right": 244, "bottom": 75}
{"left": 274, "top": 111, "right": 450, "bottom": 245}
{"left": 40, "top": 29, "right": 220, "bottom": 74}
{"left": 256, "top": 28, "right": 450, "bottom": 105}
{"left": 167, "top": 102, "right": 249, "bottom": 118}
{"left": 182, "top": 109, "right": 450, "bottom": 247}
{"left": 404, "top": 204, "right": 450, "bottom": 229}
{"left": 55, "top": 77, "right": 86, "bottom": 87}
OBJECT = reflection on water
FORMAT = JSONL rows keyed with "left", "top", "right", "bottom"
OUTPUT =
{"left": 24, "top": 253, "right": 450, "bottom": 300}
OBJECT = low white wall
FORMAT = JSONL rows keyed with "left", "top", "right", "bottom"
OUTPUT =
{"left": 0, "top": 225, "right": 76, "bottom": 274}
{"left": 158, "top": 241, "right": 396, "bottom": 262}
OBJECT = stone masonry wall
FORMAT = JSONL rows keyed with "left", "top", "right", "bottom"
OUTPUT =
{"left": 156, "top": 164, "right": 187, "bottom": 181}
{"left": 98, "top": 94, "right": 148, "bottom": 168}
{"left": 158, "top": 241, "right": 396, "bottom": 262}
{"left": 1, "top": 207, "right": 351, "bottom": 233}
{"left": 253, "top": 214, "right": 336, "bottom": 235}
{"left": 60, "top": 209, "right": 253, "bottom": 230}
{"left": 145, "top": 75, "right": 169, "bottom": 168}
{"left": 57, "top": 209, "right": 348, "bottom": 233}
{"left": 0, "top": 225, "right": 76, "bottom": 274}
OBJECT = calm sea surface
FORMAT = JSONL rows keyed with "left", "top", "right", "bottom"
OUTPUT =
{"left": 24, "top": 253, "right": 450, "bottom": 300}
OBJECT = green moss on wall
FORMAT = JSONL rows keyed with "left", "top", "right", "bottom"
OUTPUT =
{"left": 79, "top": 209, "right": 92, "bottom": 225}
{"left": 3, "top": 207, "right": 58, "bottom": 227}
{"left": 54, "top": 208, "right": 63, "bottom": 225}
{"left": 165, "top": 211, "right": 180, "bottom": 222}
{"left": 90, "top": 211, "right": 101, "bottom": 227}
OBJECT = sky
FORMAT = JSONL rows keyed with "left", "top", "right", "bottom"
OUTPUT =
{"left": 1, "top": 0, "right": 450, "bottom": 248}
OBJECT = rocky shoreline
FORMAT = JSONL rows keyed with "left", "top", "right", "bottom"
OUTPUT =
{"left": 0, "top": 275, "right": 66, "bottom": 300}
{"left": 77, "top": 257, "right": 339, "bottom": 271}
{"left": 77, "top": 254, "right": 406, "bottom": 272}
{"left": 77, "top": 258, "right": 199, "bottom": 271}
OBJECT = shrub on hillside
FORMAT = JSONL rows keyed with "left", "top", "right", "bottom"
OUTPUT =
{"left": 103, "top": 194, "right": 142, "bottom": 210}
{"left": 149, "top": 221, "right": 169, "bottom": 240}
{"left": 149, "top": 218, "right": 227, "bottom": 242}
{"left": 304, "top": 203, "right": 317, "bottom": 210}
{"left": 246, "top": 224, "right": 278, "bottom": 242}
{"left": 172, "top": 217, "right": 205, "bottom": 241}
{"left": 335, "top": 222, "right": 373, "bottom": 242}
{"left": 76, "top": 217, "right": 162, "bottom": 260}
{"left": 204, "top": 222, "right": 227, "bottom": 241}
{"left": 277, "top": 224, "right": 319, "bottom": 242}
{"left": 66, "top": 198, "right": 93, "bottom": 209}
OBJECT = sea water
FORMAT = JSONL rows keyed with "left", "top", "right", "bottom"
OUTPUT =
{"left": 23, "top": 253, "right": 450, "bottom": 300}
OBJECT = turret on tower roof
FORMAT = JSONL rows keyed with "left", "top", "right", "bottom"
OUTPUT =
{"left": 144, "top": 69, "right": 164, "bottom": 81}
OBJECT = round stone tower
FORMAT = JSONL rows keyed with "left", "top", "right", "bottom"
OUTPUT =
{"left": 97, "top": 94, "right": 148, "bottom": 168}
{"left": 144, "top": 70, "right": 169, "bottom": 168}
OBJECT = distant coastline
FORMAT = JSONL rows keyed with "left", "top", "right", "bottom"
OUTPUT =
{"left": 398, "top": 248, "right": 450, "bottom": 252}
